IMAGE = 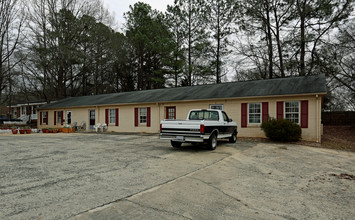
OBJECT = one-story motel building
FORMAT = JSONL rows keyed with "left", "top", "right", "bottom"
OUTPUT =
{"left": 38, "top": 74, "right": 327, "bottom": 142}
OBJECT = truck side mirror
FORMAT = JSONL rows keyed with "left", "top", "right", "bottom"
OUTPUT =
{"left": 228, "top": 118, "right": 233, "bottom": 122}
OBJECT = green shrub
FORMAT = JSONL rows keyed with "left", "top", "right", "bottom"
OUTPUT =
{"left": 261, "top": 118, "right": 302, "bottom": 142}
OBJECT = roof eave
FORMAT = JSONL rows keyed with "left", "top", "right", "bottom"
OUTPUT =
{"left": 38, "top": 92, "right": 327, "bottom": 110}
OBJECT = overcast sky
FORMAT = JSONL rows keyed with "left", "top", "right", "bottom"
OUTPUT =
{"left": 102, "top": 0, "right": 175, "bottom": 29}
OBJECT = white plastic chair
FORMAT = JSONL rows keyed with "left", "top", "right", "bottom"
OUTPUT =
{"left": 102, "top": 124, "right": 107, "bottom": 132}
{"left": 77, "top": 121, "right": 86, "bottom": 131}
{"left": 94, "top": 123, "right": 101, "bottom": 132}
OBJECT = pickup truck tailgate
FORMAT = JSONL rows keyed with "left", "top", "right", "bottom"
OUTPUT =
{"left": 161, "top": 120, "right": 201, "bottom": 130}
{"left": 160, "top": 120, "right": 205, "bottom": 142}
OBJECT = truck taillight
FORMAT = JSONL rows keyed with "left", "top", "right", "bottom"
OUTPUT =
{"left": 160, "top": 123, "right": 162, "bottom": 132}
{"left": 200, "top": 124, "right": 205, "bottom": 134}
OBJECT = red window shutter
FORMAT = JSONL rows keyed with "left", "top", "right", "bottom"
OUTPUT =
{"left": 40, "top": 112, "right": 42, "bottom": 125}
{"left": 61, "top": 111, "right": 64, "bottom": 125}
{"left": 301, "top": 100, "right": 308, "bottom": 128}
{"left": 134, "top": 108, "right": 138, "bottom": 127}
{"left": 241, "top": 103, "right": 247, "bottom": 128}
{"left": 115, "top": 108, "right": 119, "bottom": 126}
{"left": 165, "top": 107, "right": 169, "bottom": 119}
{"left": 105, "top": 109, "right": 109, "bottom": 125}
{"left": 262, "top": 102, "right": 269, "bottom": 122}
{"left": 174, "top": 107, "right": 176, "bottom": 119}
{"left": 46, "top": 111, "right": 48, "bottom": 125}
{"left": 277, "top": 102, "right": 283, "bottom": 120}
{"left": 54, "top": 111, "right": 57, "bottom": 125}
{"left": 147, "top": 107, "right": 151, "bottom": 127}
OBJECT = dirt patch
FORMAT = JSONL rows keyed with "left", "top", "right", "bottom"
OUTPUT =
{"left": 239, "top": 125, "right": 355, "bottom": 152}
{"left": 321, "top": 126, "right": 355, "bottom": 152}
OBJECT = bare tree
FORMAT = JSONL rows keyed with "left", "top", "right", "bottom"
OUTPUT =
{"left": 294, "top": 0, "right": 352, "bottom": 76}
{"left": 24, "top": 0, "right": 113, "bottom": 100}
{"left": 320, "top": 20, "right": 355, "bottom": 110}
{"left": 0, "top": 0, "right": 25, "bottom": 113}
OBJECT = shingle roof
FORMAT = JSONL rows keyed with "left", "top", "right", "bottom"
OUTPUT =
{"left": 39, "top": 74, "right": 327, "bottom": 109}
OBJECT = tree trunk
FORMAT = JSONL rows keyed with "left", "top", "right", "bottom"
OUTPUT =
{"left": 273, "top": 6, "right": 285, "bottom": 77}
{"left": 216, "top": 3, "right": 221, "bottom": 83}
{"left": 188, "top": 1, "right": 192, "bottom": 86}
{"left": 265, "top": 1, "right": 273, "bottom": 79}
{"left": 298, "top": 0, "right": 306, "bottom": 76}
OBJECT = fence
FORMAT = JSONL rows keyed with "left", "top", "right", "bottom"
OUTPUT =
{"left": 322, "top": 111, "right": 355, "bottom": 125}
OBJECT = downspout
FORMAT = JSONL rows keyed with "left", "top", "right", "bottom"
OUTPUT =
{"left": 157, "top": 102, "right": 160, "bottom": 133}
{"left": 96, "top": 106, "right": 99, "bottom": 126}
{"left": 316, "top": 94, "right": 320, "bottom": 143}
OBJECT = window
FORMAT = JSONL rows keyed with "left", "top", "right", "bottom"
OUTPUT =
{"left": 222, "top": 112, "right": 229, "bottom": 122}
{"left": 166, "top": 106, "right": 176, "bottom": 119}
{"left": 285, "top": 101, "right": 299, "bottom": 123}
{"left": 210, "top": 104, "right": 224, "bottom": 110}
{"left": 248, "top": 103, "right": 261, "bottom": 124}
{"left": 139, "top": 108, "right": 147, "bottom": 124}
{"left": 57, "top": 111, "right": 63, "bottom": 124}
{"left": 33, "top": 106, "right": 37, "bottom": 114}
{"left": 42, "top": 112, "right": 47, "bottom": 124}
{"left": 109, "top": 109, "right": 116, "bottom": 124}
{"left": 189, "top": 110, "right": 219, "bottom": 121}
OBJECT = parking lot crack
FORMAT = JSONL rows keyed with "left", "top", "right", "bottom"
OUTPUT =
{"left": 125, "top": 199, "right": 193, "bottom": 219}
{"left": 188, "top": 176, "right": 244, "bottom": 204}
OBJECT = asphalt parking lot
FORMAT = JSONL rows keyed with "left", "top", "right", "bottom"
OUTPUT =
{"left": 0, "top": 133, "right": 354, "bottom": 220}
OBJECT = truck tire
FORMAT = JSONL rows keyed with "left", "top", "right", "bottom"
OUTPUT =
{"left": 229, "top": 131, "right": 237, "bottom": 143}
{"left": 208, "top": 133, "right": 217, "bottom": 150}
{"left": 171, "top": 140, "right": 182, "bottom": 148}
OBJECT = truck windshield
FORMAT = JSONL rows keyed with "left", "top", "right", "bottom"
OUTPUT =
{"left": 189, "top": 111, "right": 219, "bottom": 121}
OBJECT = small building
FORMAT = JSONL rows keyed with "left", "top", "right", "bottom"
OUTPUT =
{"left": 38, "top": 74, "right": 327, "bottom": 142}
{"left": 3, "top": 100, "right": 47, "bottom": 122}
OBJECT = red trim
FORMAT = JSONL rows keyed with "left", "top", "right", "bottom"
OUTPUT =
{"left": 46, "top": 111, "right": 48, "bottom": 125}
{"left": 277, "top": 102, "right": 283, "bottom": 119}
{"left": 301, "top": 100, "right": 308, "bottom": 128}
{"left": 40, "top": 112, "right": 42, "bottom": 125}
{"left": 54, "top": 111, "right": 57, "bottom": 125}
{"left": 134, "top": 108, "right": 138, "bottom": 127}
{"left": 105, "top": 109, "right": 109, "bottom": 125}
{"left": 241, "top": 103, "right": 247, "bottom": 128}
{"left": 115, "top": 108, "right": 119, "bottom": 126}
{"left": 147, "top": 107, "right": 151, "bottom": 127}
{"left": 262, "top": 102, "right": 269, "bottom": 122}
{"left": 60, "top": 111, "right": 63, "bottom": 125}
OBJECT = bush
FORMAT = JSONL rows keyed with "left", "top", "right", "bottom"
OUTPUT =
{"left": 261, "top": 118, "right": 302, "bottom": 142}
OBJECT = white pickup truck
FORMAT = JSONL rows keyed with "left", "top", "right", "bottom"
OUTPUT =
{"left": 159, "top": 109, "right": 238, "bottom": 150}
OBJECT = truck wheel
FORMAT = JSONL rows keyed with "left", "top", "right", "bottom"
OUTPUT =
{"left": 171, "top": 140, "right": 182, "bottom": 148}
{"left": 208, "top": 133, "right": 217, "bottom": 150}
{"left": 229, "top": 131, "right": 237, "bottom": 143}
